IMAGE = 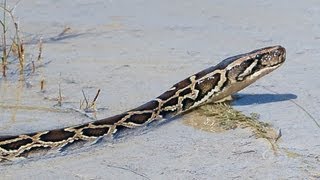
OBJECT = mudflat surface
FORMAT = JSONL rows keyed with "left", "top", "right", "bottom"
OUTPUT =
{"left": 0, "top": 0, "right": 319, "bottom": 179}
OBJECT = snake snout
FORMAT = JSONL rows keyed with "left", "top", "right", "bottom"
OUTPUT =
{"left": 275, "top": 46, "right": 286, "bottom": 60}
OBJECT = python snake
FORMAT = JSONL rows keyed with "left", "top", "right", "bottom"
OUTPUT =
{"left": 0, "top": 45, "right": 286, "bottom": 162}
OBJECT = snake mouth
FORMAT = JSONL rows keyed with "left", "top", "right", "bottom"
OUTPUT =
{"left": 268, "top": 59, "right": 285, "bottom": 68}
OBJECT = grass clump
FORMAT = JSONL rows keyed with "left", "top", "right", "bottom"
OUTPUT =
{"left": 183, "top": 103, "right": 281, "bottom": 149}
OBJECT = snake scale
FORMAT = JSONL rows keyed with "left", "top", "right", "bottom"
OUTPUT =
{"left": 0, "top": 45, "right": 286, "bottom": 162}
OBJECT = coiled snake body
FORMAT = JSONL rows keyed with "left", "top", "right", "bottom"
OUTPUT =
{"left": 0, "top": 45, "right": 286, "bottom": 161}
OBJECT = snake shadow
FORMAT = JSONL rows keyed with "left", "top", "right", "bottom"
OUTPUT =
{"left": 233, "top": 93, "right": 297, "bottom": 106}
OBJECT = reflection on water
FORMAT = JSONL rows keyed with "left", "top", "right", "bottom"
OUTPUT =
{"left": 0, "top": 75, "right": 24, "bottom": 130}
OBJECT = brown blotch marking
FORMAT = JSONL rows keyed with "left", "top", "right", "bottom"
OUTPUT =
{"left": 182, "top": 97, "right": 195, "bottom": 111}
{"left": 131, "top": 100, "right": 159, "bottom": 111}
{"left": 157, "top": 89, "right": 177, "bottom": 101}
{"left": 73, "top": 124, "right": 89, "bottom": 130}
{"left": 0, "top": 138, "right": 33, "bottom": 151}
{"left": 173, "top": 77, "right": 192, "bottom": 89}
{"left": 125, "top": 113, "right": 153, "bottom": 125}
{"left": 82, "top": 127, "right": 110, "bottom": 137}
{"left": 0, "top": 135, "right": 19, "bottom": 142}
{"left": 39, "top": 129, "right": 75, "bottom": 142}
{"left": 250, "top": 63, "right": 261, "bottom": 74}
{"left": 93, "top": 113, "right": 127, "bottom": 126}
{"left": 195, "top": 73, "right": 221, "bottom": 101}
{"left": 114, "top": 125, "right": 128, "bottom": 132}
{"left": 159, "top": 109, "right": 177, "bottom": 119}
{"left": 26, "top": 132, "right": 38, "bottom": 137}
{"left": 227, "top": 59, "right": 254, "bottom": 81}
{"left": 179, "top": 88, "right": 192, "bottom": 97}
{"left": 0, "top": 132, "right": 37, "bottom": 142}
{"left": 194, "top": 52, "right": 249, "bottom": 80}
{"left": 158, "top": 77, "right": 192, "bottom": 100}
{"left": 162, "top": 97, "right": 178, "bottom": 107}
{"left": 195, "top": 66, "right": 217, "bottom": 80}
{"left": 237, "top": 59, "right": 255, "bottom": 79}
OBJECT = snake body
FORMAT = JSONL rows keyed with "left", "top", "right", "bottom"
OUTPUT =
{"left": 0, "top": 45, "right": 286, "bottom": 161}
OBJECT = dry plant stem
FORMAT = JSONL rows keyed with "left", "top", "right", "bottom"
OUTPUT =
{"left": 1, "top": 57, "right": 5, "bottom": 77}
{"left": 261, "top": 85, "right": 320, "bottom": 129}
{"left": 89, "top": 89, "right": 101, "bottom": 111}
{"left": 58, "top": 27, "right": 71, "bottom": 37}
{"left": 91, "top": 89, "right": 101, "bottom": 106}
{"left": 80, "top": 89, "right": 101, "bottom": 111}
{"left": 6, "top": 7, "right": 24, "bottom": 69}
{"left": 58, "top": 82, "right": 62, "bottom": 106}
{"left": 37, "top": 37, "right": 46, "bottom": 92}
{"left": 0, "top": 0, "right": 24, "bottom": 74}
{"left": 14, "top": 22, "right": 24, "bottom": 72}
{"left": 79, "top": 99, "right": 84, "bottom": 109}
{"left": 37, "top": 38, "right": 43, "bottom": 61}
{"left": 32, "top": 60, "right": 35, "bottom": 73}
{"left": 40, "top": 79, "right": 45, "bottom": 91}
{"left": 1, "top": 0, "right": 7, "bottom": 77}
{"left": 81, "top": 89, "right": 89, "bottom": 107}
{"left": 57, "top": 73, "right": 62, "bottom": 106}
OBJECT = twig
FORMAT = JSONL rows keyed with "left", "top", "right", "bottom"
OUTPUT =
{"left": 1, "top": 57, "right": 6, "bottom": 77}
{"left": 58, "top": 27, "right": 71, "bottom": 37}
{"left": 40, "top": 79, "right": 45, "bottom": 91}
{"left": 91, "top": 89, "right": 101, "bottom": 106}
{"left": 1, "top": 0, "right": 7, "bottom": 77}
{"left": 261, "top": 85, "right": 320, "bottom": 129}
{"left": 81, "top": 89, "right": 89, "bottom": 107}
{"left": 32, "top": 60, "right": 35, "bottom": 73}
{"left": 37, "top": 37, "right": 43, "bottom": 61}
{"left": 232, "top": 150, "right": 256, "bottom": 155}
{"left": 0, "top": 1, "right": 25, "bottom": 73}
{"left": 14, "top": 22, "right": 24, "bottom": 71}
{"left": 58, "top": 73, "right": 62, "bottom": 106}
{"left": 105, "top": 164, "right": 151, "bottom": 180}
{"left": 79, "top": 89, "right": 101, "bottom": 113}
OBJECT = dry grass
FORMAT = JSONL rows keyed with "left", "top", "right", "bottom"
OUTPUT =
{"left": 1, "top": 0, "right": 44, "bottom": 78}
{"left": 80, "top": 89, "right": 101, "bottom": 113}
{"left": 1, "top": 0, "right": 23, "bottom": 75}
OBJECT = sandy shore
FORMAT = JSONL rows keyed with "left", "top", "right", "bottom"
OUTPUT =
{"left": 0, "top": 0, "right": 319, "bottom": 179}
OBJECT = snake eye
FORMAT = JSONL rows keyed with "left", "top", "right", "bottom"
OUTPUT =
{"left": 255, "top": 54, "right": 261, "bottom": 59}
{"left": 273, "top": 50, "right": 281, "bottom": 57}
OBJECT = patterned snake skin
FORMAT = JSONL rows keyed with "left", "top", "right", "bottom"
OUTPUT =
{"left": 0, "top": 45, "right": 286, "bottom": 161}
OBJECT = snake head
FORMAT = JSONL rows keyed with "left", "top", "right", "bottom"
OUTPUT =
{"left": 225, "top": 45, "right": 286, "bottom": 82}
{"left": 245, "top": 45, "right": 286, "bottom": 81}
{"left": 255, "top": 45, "right": 286, "bottom": 68}
{"left": 212, "top": 45, "right": 287, "bottom": 101}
